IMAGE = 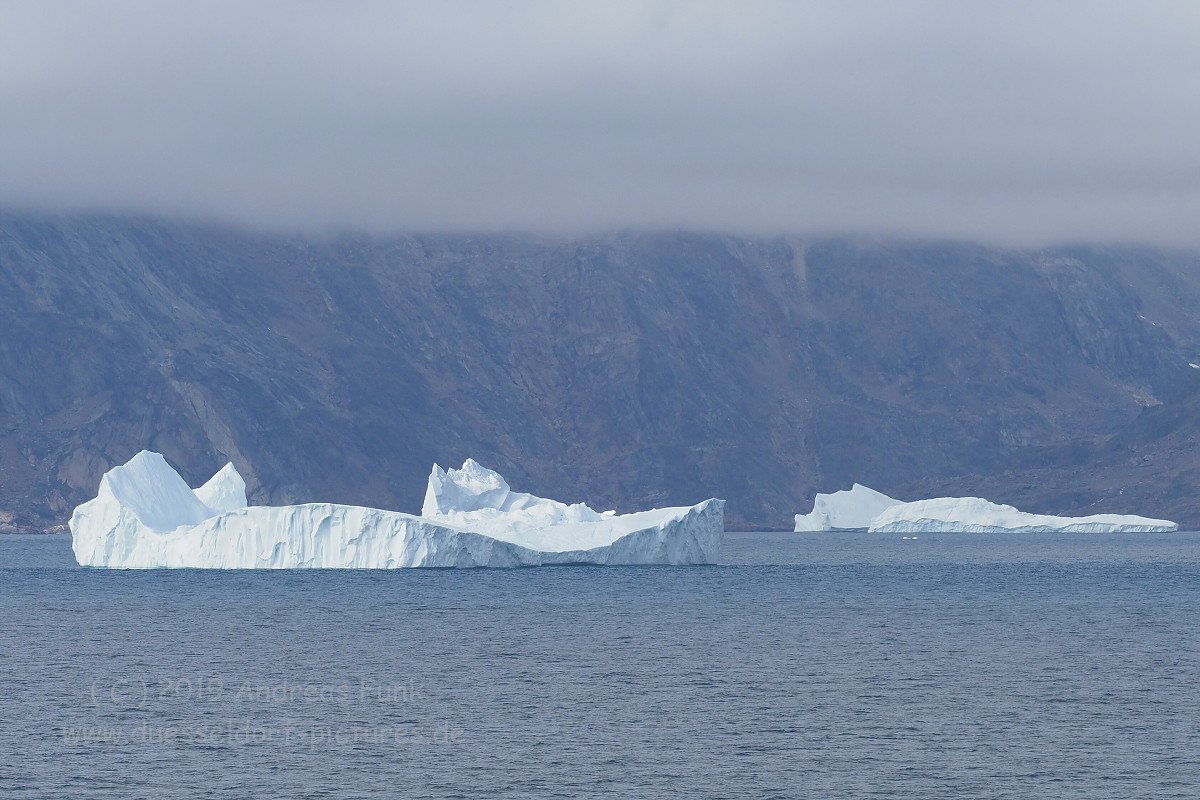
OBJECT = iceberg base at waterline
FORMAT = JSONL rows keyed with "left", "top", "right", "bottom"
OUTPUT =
{"left": 69, "top": 452, "right": 724, "bottom": 569}
{"left": 868, "top": 496, "right": 1177, "bottom": 533}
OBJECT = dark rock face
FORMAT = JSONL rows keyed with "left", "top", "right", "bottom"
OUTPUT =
{"left": 2, "top": 213, "right": 1199, "bottom": 530}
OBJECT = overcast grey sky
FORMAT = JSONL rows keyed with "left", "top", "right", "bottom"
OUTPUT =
{"left": 2, "top": 1, "right": 1199, "bottom": 243}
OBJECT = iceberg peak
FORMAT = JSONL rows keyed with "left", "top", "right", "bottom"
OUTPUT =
{"left": 94, "top": 450, "right": 216, "bottom": 532}
{"left": 423, "top": 458, "right": 601, "bottom": 520}
{"left": 795, "top": 483, "right": 901, "bottom": 531}
{"left": 193, "top": 462, "right": 248, "bottom": 513}
{"left": 422, "top": 458, "right": 513, "bottom": 516}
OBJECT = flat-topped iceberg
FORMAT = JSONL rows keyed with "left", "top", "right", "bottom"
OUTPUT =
{"left": 868, "top": 496, "right": 1177, "bottom": 533}
{"left": 69, "top": 452, "right": 724, "bottom": 568}
{"left": 794, "top": 483, "right": 901, "bottom": 531}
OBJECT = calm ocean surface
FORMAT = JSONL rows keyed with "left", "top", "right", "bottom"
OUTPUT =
{"left": 3, "top": 531, "right": 1199, "bottom": 799}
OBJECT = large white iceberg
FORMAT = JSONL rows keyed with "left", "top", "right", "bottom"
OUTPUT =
{"left": 868, "top": 496, "right": 1177, "bottom": 533}
{"left": 69, "top": 452, "right": 724, "bottom": 568}
{"left": 794, "top": 483, "right": 901, "bottom": 531}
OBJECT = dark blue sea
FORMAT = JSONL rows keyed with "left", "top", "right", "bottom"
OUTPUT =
{"left": 3, "top": 531, "right": 1199, "bottom": 799}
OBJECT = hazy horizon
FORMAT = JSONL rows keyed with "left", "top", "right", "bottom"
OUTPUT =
{"left": 3, "top": 1, "right": 1199, "bottom": 246}
{"left": 6, "top": 203, "right": 1200, "bottom": 253}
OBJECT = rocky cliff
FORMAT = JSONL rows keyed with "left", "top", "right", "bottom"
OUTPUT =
{"left": 2, "top": 213, "right": 1198, "bottom": 529}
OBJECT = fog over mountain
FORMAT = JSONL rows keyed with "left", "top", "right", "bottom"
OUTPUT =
{"left": 2, "top": 2, "right": 1200, "bottom": 243}
{"left": 4, "top": 213, "right": 1200, "bottom": 531}
{"left": 4, "top": 6, "right": 1200, "bottom": 529}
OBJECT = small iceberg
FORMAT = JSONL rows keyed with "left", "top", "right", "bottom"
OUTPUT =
{"left": 69, "top": 452, "right": 724, "bottom": 568}
{"left": 794, "top": 483, "right": 901, "bottom": 531}
{"left": 868, "top": 496, "right": 1177, "bottom": 533}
